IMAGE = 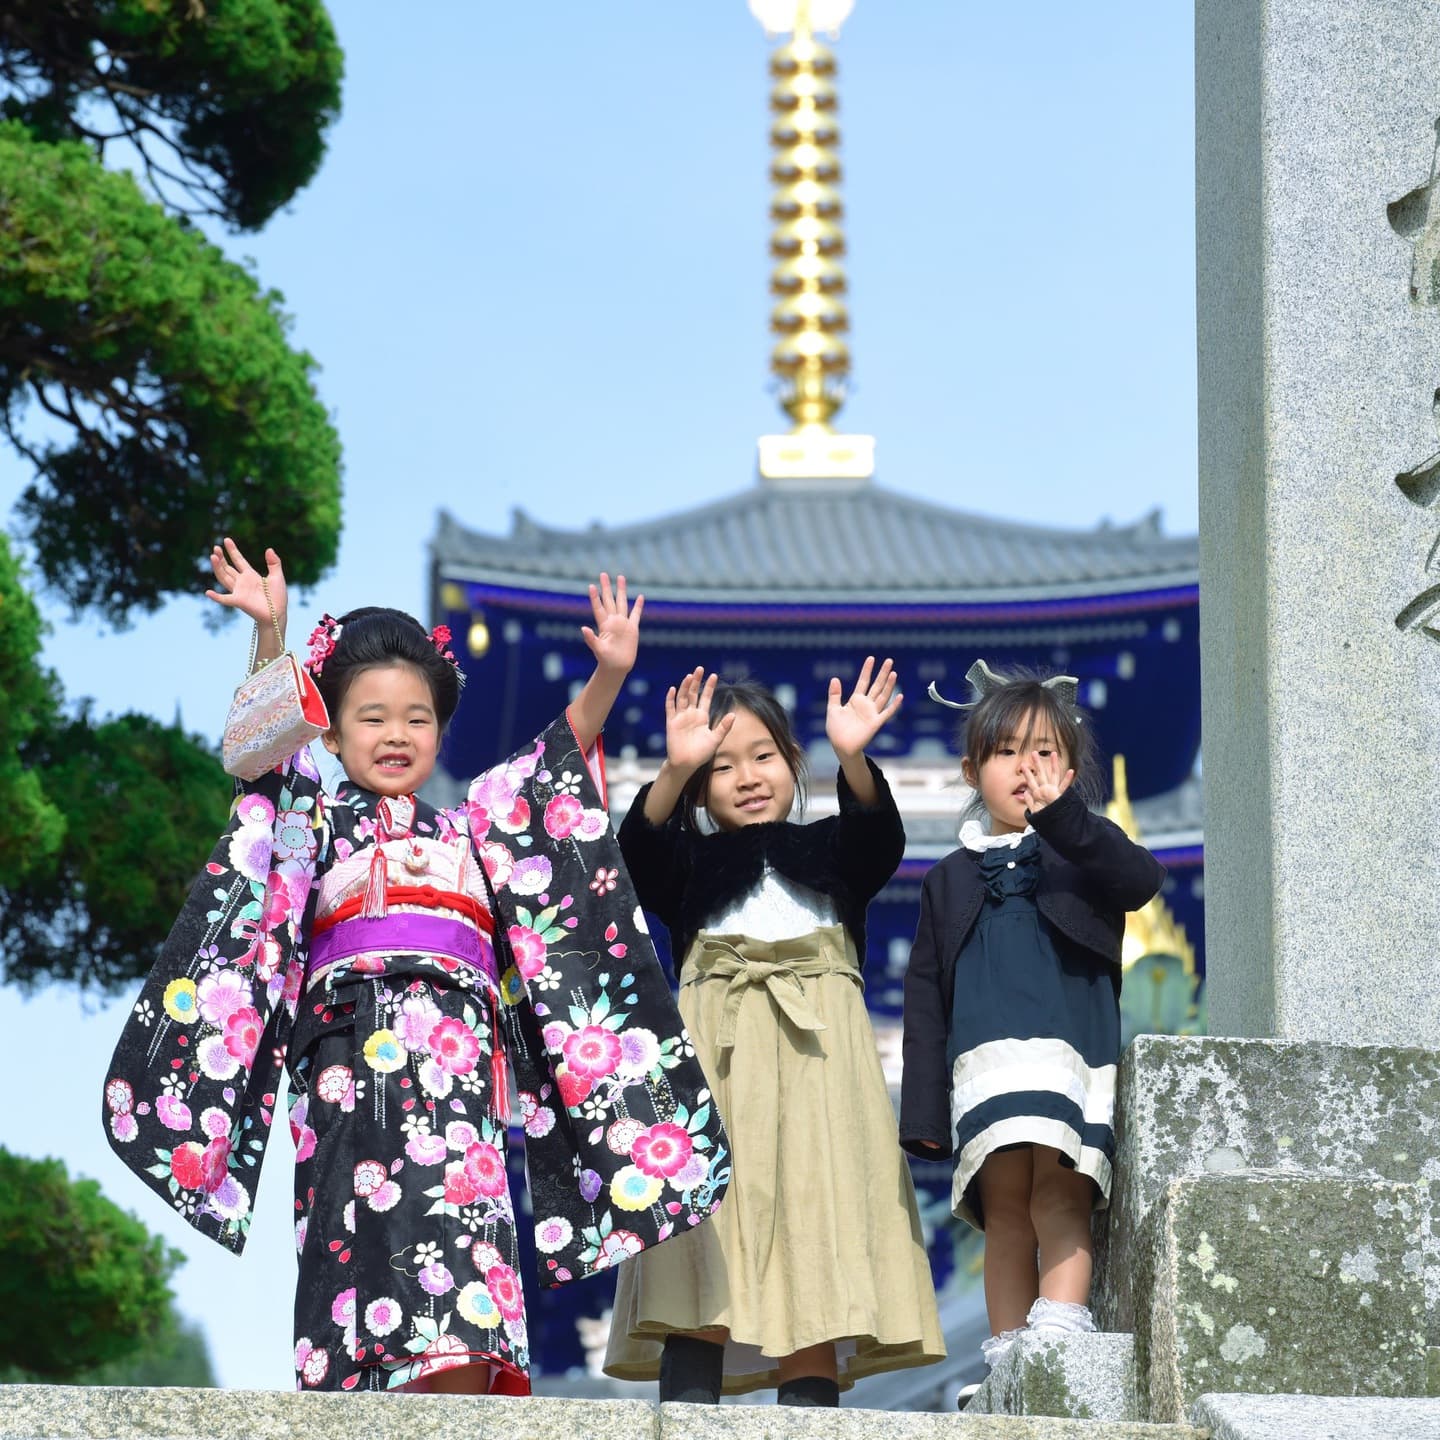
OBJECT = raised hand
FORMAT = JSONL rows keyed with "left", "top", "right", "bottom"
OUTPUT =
{"left": 580, "top": 572, "right": 644, "bottom": 678}
{"left": 205, "top": 537, "right": 287, "bottom": 633}
{"left": 1019, "top": 747, "right": 1074, "bottom": 813}
{"left": 825, "top": 655, "right": 902, "bottom": 760}
{"left": 665, "top": 668, "right": 735, "bottom": 774}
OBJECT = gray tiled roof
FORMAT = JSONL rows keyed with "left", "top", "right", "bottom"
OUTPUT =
{"left": 433, "top": 482, "right": 1198, "bottom": 604}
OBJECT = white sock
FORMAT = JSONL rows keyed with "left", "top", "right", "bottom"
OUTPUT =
{"left": 1026, "top": 1297, "right": 1096, "bottom": 1334}
{"left": 980, "top": 1326, "right": 1026, "bottom": 1367}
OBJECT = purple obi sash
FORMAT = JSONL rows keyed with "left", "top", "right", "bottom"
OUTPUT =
{"left": 307, "top": 914, "right": 499, "bottom": 989}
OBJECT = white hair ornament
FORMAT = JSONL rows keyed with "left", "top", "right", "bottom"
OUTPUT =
{"left": 926, "top": 659, "right": 1082, "bottom": 721}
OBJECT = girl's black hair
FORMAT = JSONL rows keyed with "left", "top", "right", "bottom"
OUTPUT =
{"left": 314, "top": 607, "right": 462, "bottom": 731}
{"left": 678, "top": 679, "right": 808, "bottom": 833}
{"left": 960, "top": 665, "right": 1101, "bottom": 820}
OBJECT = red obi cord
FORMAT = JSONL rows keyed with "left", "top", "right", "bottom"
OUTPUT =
{"left": 312, "top": 885, "right": 494, "bottom": 936}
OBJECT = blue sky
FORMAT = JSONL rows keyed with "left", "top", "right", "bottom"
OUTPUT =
{"left": 0, "top": 2, "right": 1196, "bottom": 1390}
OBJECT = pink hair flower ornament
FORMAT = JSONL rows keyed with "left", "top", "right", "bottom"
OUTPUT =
{"left": 429, "top": 625, "right": 466, "bottom": 687}
{"left": 306, "top": 614, "right": 342, "bottom": 676}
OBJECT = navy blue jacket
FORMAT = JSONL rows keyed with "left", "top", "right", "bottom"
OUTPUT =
{"left": 899, "top": 785, "right": 1165, "bottom": 1158}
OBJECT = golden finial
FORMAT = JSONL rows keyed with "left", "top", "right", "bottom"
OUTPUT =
{"left": 751, "top": 0, "right": 874, "bottom": 482}
{"left": 769, "top": 17, "right": 847, "bottom": 430}
{"left": 1106, "top": 755, "right": 1198, "bottom": 976}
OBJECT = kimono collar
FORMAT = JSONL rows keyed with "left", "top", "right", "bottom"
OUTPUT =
{"left": 335, "top": 785, "right": 423, "bottom": 841}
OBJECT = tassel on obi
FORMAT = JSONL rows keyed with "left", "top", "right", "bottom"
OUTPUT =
{"left": 361, "top": 847, "right": 389, "bottom": 919}
{"left": 490, "top": 1025, "right": 511, "bottom": 1124}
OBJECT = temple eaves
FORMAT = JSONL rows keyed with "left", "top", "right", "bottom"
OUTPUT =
{"left": 431, "top": 488, "right": 1198, "bottom": 607}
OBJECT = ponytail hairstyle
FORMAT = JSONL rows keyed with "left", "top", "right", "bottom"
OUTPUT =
{"left": 678, "top": 679, "right": 808, "bottom": 833}
{"left": 959, "top": 665, "right": 1101, "bottom": 820}
{"left": 311, "top": 607, "right": 463, "bottom": 731}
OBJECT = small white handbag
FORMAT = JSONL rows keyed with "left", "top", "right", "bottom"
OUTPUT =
{"left": 220, "top": 579, "right": 330, "bottom": 781}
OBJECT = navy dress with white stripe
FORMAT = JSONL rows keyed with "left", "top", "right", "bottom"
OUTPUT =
{"left": 946, "top": 830, "right": 1119, "bottom": 1230}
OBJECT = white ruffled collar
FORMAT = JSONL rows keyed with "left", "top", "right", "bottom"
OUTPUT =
{"left": 959, "top": 819, "right": 1034, "bottom": 853}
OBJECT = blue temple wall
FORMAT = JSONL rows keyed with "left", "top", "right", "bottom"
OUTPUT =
{"left": 434, "top": 579, "right": 1202, "bottom": 801}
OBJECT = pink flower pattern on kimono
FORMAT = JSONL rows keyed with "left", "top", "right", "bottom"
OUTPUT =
{"left": 542, "top": 794, "right": 583, "bottom": 839}
{"left": 462, "top": 1142, "right": 508, "bottom": 1198}
{"left": 506, "top": 925, "right": 547, "bottom": 980}
{"left": 197, "top": 971, "right": 252, "bottom": 1027}
{"left": 475, "top": 841, "right": 514, "bottom": 889}
{"left": 508, "top": 855, "right": 552, "bottom": 896}
{"left": 562, "top": 1025, "right": 622, "bottom": 1083}
{"left": 155, "top": 1095, "right": 192, "bottom": 1131}
{"left": 428, "top": 1017, "right": 480, "bottom": 1074}
{"left": 631, "top": 1122, "right": 693, "bottom": 1179}
{"left": 405, "top": 1133, "right": 446, "bottom": 1166}
{"left": 393, "top": 995, "right": 442, "bottom": 1051}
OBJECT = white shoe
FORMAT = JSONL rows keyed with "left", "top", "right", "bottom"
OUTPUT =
{"left": 1025, "top": 1297, "right": 1096, "bottom": 1334}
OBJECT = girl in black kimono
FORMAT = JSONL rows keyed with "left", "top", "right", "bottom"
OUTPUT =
{"left": 899, "top": 661, "right": 1164, "bottom": 1369}
{"left": 104, "top": 541, "right": 728, "bottom": 1395}
{"left": 605, "top": 663, "right": 944, "bottom": 1405}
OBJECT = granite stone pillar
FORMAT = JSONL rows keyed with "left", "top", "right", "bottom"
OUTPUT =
{"left": 1197, "top": 0, "right": 1440, "bottom": 1043}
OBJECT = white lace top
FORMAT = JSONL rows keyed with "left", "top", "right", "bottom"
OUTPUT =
{"left": 701, "top": 863, "right": 839, "bottom": 943}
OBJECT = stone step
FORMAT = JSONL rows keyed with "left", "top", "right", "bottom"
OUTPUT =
{"left": 0, "top": 1385, "right": 1208, "bottom": 1440}
{"left": 1094, "top": 1036, "right": 1440, "bottom": 1339}
{"left": 965, "top": 1332, "right": 1138, "bottom": 1422}
{"left": 1133, "top": 1172, "right": 1431, "bottom": 1422}
{"left": 1193, "top": 1393, "right": 1440, "bottom": 1439}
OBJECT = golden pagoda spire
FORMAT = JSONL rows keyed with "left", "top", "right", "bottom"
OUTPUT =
{"left": 751, "top": 0, "right": 874, "bottom": 483}
{"left": 1105, "top": 755, "right": 1197, "bottom": 975}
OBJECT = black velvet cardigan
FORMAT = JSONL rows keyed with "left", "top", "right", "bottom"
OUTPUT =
{"left": 898, "top": 785, "right": 1166, "bottom": 1159}
{"left": 617, "top": 759, "right": 906, "bottom": 976}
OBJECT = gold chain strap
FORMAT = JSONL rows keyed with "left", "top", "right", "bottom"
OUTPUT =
{"left": 245, "top": 576, "right": 286, "bottom": 676}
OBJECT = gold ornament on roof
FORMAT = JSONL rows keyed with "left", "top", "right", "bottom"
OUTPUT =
{"left": 753, "top": 0, "right": 873, "bottom": 480}
{"left": 1105, "top": 755, "right": 1197, "bottom": 976}
{"left": 768, "top": 21, "right": 848, "bottom": 430}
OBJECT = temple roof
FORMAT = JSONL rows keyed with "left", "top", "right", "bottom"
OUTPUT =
{"left": 433, "top": 483, "right": 1198, "bottom": 605}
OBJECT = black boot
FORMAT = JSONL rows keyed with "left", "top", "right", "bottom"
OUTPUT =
{"left": 777, "top": 1375, "right": 839, "bottom": 1407}
{"left": 659, "top": 1335, "right": 724, "bottom": 1404}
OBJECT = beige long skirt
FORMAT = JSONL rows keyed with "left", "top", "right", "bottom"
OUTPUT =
{"left": 604, "top": 924, "right": 945, "bottom": 1395}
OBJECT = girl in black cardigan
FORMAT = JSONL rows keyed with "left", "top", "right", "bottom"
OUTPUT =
{"left": 605, "top": 662, "right": 944, "bottom": 1406}
{"left": 900, "top": 661, "right": 1164, "bottom": 1369}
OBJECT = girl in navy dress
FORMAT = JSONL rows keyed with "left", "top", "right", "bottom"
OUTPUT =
{"left": 899, "top": 661, "right": 1164, "bottom": 1366}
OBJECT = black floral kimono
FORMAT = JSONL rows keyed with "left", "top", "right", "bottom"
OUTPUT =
{"left": 103, "top": 713, "right": 729, "bottom": 1393}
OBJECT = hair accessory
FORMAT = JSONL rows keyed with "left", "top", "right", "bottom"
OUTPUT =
{"left": 927, "top": 659, "right": 1082, "bottom": 720}
{"left": 305, "top": 614, "right": 342, "bottom": 676}
{"left": 428, "top": 624, "right": 466, "bottom": 689}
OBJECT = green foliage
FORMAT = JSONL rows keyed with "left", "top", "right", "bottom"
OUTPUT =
{"left": 0, "top": 709, "right": 232, "bottom": 990}
{"left": 0, "top": 1313, "right": 217, "bottom": 1388}
{"left": 0, "top": 4, "right": 344, "bottom": 988}
{"left": 0, "top": 532, "right": 65, "bottom": 881}
{"left": 0, "top": 121, "right": 343, "bottom": 619}
{"left": 0, "top": 1148, "right": 183, "bottom": 1379}
{"left": 68, "top": 1313, "right": 217, "bottom": 1388}
{"left": 0, "top": 0, "right": 343, "bottom": 230}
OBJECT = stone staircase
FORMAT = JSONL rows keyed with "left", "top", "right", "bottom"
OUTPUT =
{"left": 0, "top": 1385, "right": 1206, "bottom": 1440}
